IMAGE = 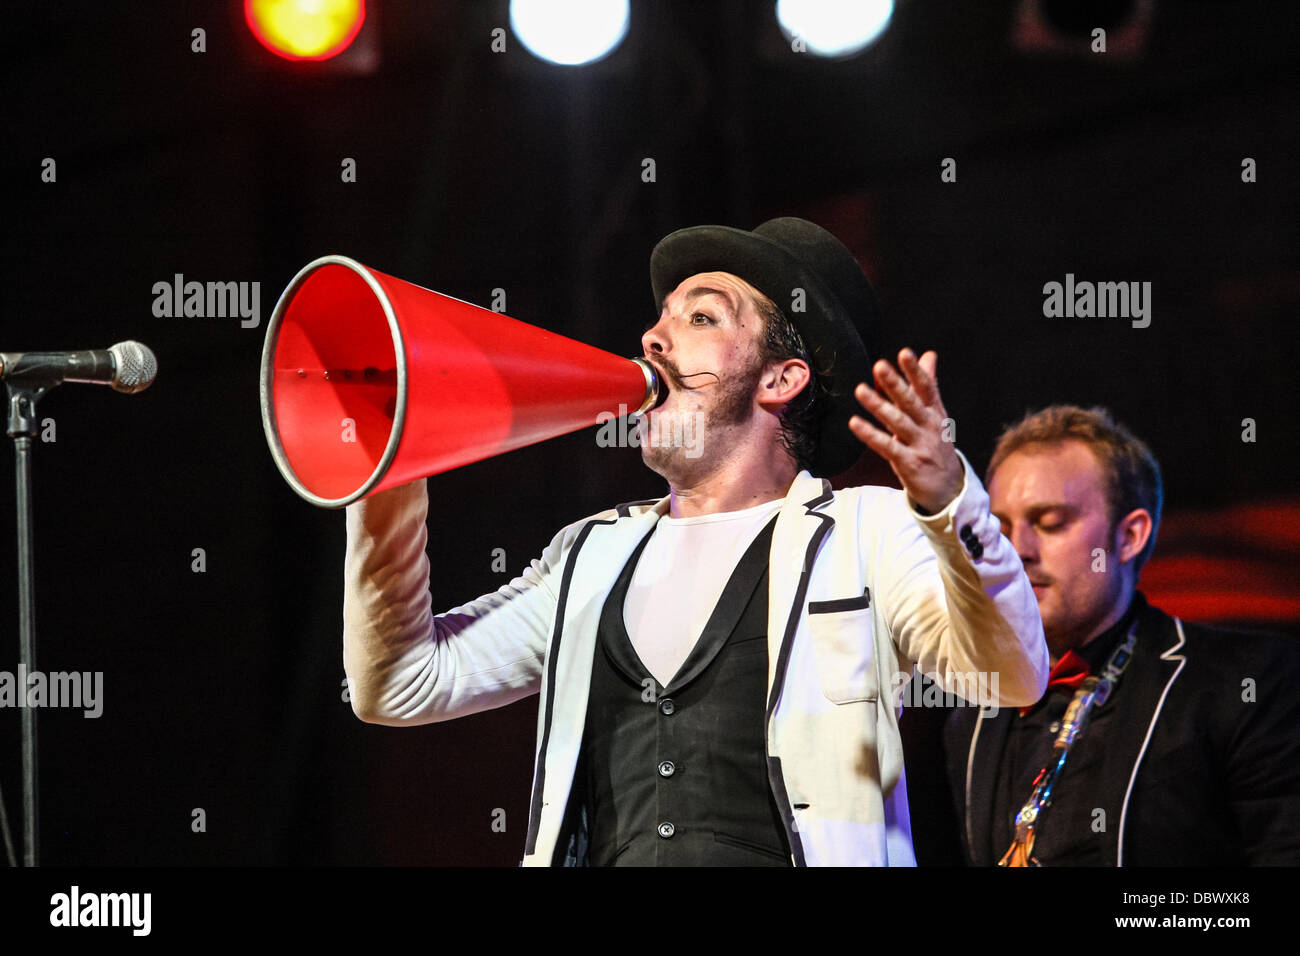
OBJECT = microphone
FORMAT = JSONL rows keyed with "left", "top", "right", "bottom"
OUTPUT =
{"left": 0, "top": 341, "right": 158, "bottom": 394}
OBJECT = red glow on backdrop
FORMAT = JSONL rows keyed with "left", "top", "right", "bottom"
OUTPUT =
{"left": 1141, "top": 500, "right": 1300, "bottom": 628}
{"left": 245, "top": 0, "right": 366, "bottom": 62}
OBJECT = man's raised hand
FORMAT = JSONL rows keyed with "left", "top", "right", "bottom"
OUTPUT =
{"left": 848, "top": 348, "right": 964, "bottom": 515}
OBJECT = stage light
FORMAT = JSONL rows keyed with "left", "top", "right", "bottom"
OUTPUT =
{"left": 245, "top": 0, "right": 366, "bottom": 62}
{"left": 775, "top": 0, "right": 894, "bottom": 58}
{"left": 509, "top": 0, "right": 630, "bottom": 66}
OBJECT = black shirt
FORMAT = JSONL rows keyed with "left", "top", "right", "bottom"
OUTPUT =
{"left": 990, "top": 593, "right": 1143, "bottom": 865}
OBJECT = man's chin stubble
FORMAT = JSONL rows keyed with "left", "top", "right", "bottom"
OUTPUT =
{"left": 641, "top": 442, "right": 705, "bottom": 485}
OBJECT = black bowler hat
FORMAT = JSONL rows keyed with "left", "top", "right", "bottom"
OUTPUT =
{"left": 649, "top": 216, "right": 882, "bottom": 477}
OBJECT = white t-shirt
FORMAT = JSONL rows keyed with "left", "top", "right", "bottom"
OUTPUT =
{"left": 623, "top": 497, "right": 785, "bottom": 687}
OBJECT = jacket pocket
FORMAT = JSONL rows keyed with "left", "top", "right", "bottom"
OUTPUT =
{"left": 806, "top": 603, "right": 877, "bottom": 704}
{"left": 808, "top": 589, "right": 870, "bottom": 614}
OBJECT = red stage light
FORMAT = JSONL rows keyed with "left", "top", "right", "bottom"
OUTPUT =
{"left": 245, "top": 0, "right": 366, "bottom": 62}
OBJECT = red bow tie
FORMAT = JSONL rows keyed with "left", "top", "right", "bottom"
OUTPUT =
{"left": 1018, "top": 649, "right": 1090, "bottom": 717}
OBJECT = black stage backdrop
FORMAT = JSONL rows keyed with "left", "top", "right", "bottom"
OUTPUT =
{"left": 2, "top": 0, "right": 1298, "bottom": 868}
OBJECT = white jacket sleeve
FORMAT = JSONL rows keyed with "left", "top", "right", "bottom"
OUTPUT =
{"left": 342, "top": 478, "right": 584, "bottom": 725}
{"left": 873, "top": 450, "right": 1049, "bottom": 708}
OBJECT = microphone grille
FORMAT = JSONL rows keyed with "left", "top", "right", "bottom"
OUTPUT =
{"left": 110, "top": 341, "right": 158, "bottom": 394}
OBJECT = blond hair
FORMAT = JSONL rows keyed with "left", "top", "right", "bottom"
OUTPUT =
{"left": 987, "top": 405, "right": 1163, "bottom": 570}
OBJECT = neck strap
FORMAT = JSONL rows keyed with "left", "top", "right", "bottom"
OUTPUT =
{"left": 998, "top": 618, "right": 1139, "bottom": 867}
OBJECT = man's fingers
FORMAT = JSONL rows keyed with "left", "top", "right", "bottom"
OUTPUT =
{"left": 854, "top": 381, "right": 923, "bottom": 444}
{"left": 919, "top": 349, "right": 938, "bottom": 383}
{"left": 872, "top": 358, "right": 930, "bottom": 426}
{"left": 903, "top": 349, "right": 935, "bottom": 402}
{"left": 900, "top": 348, "right": 946, "bottom": 416}
{"left": 849, "top": 413, "right": 910, "bottom": 465}
{"left": 896, "top": 348, "right": 936, "bottom": 405}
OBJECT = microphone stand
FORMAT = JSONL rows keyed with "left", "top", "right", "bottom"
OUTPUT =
{"left": 5, "top": 380, "right": 54, "bottom": 867}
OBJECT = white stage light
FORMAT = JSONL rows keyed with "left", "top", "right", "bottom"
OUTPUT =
{"left": 776, "top": 0, "right": 894, "bottom": 58}
{"left": 509, "top": 0, "right": 631, "bottom": 66}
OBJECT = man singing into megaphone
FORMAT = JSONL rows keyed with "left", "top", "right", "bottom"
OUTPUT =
{"left": 342, "top": 217, "right": 1049, "bottom": 866}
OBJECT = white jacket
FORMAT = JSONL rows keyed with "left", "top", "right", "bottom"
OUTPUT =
{"left": 342, "top": 451, "right": 1049, "bottom": 866}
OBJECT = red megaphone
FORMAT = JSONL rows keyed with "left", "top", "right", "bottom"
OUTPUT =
{"left": 259, "top": 255, "right": 660, "bottom": 507}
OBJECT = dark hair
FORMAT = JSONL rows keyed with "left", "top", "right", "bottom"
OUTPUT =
{"left": 986, "top": 405, "right": 1164, "bottom": 571}
{"left": 752, "top": 291, "right": 829, "bottom": 474}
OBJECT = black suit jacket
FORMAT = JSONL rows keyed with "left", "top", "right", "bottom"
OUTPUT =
{"left": 944, "top": 594, "right": 1300, "bottom": 865}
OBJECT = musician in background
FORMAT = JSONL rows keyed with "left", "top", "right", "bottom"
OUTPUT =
{"left": 944, "top": 405, "right": 1300, "bottom": 865}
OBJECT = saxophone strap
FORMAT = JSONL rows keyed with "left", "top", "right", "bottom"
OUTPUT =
{"left": 997, "top": 619, "right": 1139, "bottom": 867}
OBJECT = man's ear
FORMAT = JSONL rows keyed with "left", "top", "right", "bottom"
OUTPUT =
{"left": 1114, "top": 508, "right": 1153, "bottom": 566}
{"left": 759, "top": 358, "right": 810, "bottom": 410}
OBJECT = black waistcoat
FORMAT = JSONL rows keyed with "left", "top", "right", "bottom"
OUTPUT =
{"left": 571, "top": 513, "right": 792, "bottom": 866}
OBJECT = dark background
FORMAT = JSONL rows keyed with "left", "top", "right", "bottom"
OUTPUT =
{"left": 2, "top": 0, "right": 1298, "bottom": 865}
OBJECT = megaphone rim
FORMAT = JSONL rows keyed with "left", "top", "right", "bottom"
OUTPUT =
{"left": 259, "top": 254, "right": 409, "bottom": 509}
